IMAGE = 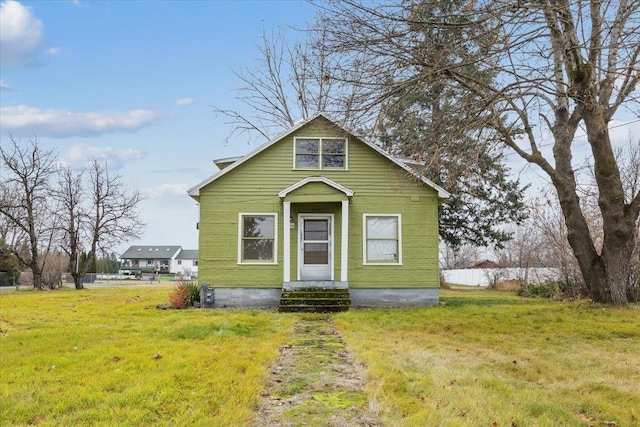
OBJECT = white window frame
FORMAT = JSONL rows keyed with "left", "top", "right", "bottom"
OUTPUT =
{"left": 362, "top": 214, "right": 402, "bottom": 265}
{"left": 237, "top": 213, "right": 278, "bottom": 265}
{"left": 293, "top": 137, "right": 348, "bottom": 170}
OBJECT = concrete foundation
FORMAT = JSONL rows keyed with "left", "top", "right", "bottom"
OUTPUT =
{"left": 350, "top": 288, "right": 439, "bottom": 307}
{"left": 211, "top": 288, "right": 282, "bottom": 308}
{"left": 204, "top": 287, "right": 439, "bottom": 309}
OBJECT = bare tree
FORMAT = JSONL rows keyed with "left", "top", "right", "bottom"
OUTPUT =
{"left": 2, "top": 137, "right": 145, "bottom": 290}
{"left": 52, "top": 166, "right": 86, "bottom": 289}
{"left": 213, "top": 28, "right": 361, "bottom": 144}
{"left": 53, "top": 160, "right": 144, "bottom": 289}
{"left": 85, "top": 159, "right": 144, "bottom": 276}
{"left": 311, "top": 0, "right": 640, "bottom": 304}
{"left": 0, "top": 137, "right": 58, "bottom": 290}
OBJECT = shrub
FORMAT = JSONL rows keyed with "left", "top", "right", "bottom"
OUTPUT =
{"left": 185, "top": 281, "right": 200, "bottom": 305}
{"left": 517, "top": 279, "right": 582, "bottom": 300}
{"left": 518, "top": 281, "right": 557, "bottom": 299}
{"left": 168, "top": 282, "right": 190, "bottom": 308}
{"left": 168, "top": 281, "right": 200, "bottom": 309}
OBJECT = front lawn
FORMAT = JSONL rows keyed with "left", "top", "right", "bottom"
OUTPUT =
{"left": 0, "top": 286, "right": 295, "bottom": 426}
{"left": 336, "top": 290, "right": 640, "bottom": 426}
{"left": 1, "top": 287, "right": 638, "bottom": 426}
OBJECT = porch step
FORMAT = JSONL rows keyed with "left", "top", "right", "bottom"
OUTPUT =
{"left": 279, "top": 288, "right": 351, "bottom": 313}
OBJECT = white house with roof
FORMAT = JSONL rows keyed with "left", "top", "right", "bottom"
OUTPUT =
{"left": 119, "top": 246, "right": 198, "bottom": 277}
{"left": 173, "top": 249, "right": 199, "bottom": 278}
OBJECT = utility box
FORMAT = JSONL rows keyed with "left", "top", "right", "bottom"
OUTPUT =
{"left": 201, "top": 284, "right": 214, "bottom": 307}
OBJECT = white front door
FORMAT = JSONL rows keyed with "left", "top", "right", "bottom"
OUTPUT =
{"left": 299, "top": 215, "right": 333, "bottom": 280}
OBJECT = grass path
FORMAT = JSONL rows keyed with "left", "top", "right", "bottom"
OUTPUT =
{"left": 251, "top": 316, "right": 380, "bottom": 426}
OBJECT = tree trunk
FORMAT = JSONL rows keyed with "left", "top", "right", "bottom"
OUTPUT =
{"left": 32, "top": 269, "right": 43, "bottom": 290}
{"left": 562, "top": 104, "right": 638, "bottom": 304}
{"left": 74, "top": 276, "right": 84, "bottom": 290}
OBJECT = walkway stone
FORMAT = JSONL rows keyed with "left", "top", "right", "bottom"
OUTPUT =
{"left": 251, "top": 316, "right": 380, "bottom": 426}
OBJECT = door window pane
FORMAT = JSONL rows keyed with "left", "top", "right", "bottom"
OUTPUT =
{"left": 304, "top": 243, "right": 328, "bottom": 264}
{"left": 304, "top": 219, "right": 328, "bottom": 240}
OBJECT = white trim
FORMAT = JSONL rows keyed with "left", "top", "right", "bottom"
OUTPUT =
{"left": 237, "top": 212, "right": 278, "bottom": 265}
{"left": 283, "top": 202, "right": 291, "bottom": 282}
{"left": 297, "top": 214, "right": 335, "bottom": 280}
{"left": 187, "top": 113, "right": 449, "bottom": 200}
{"left": 341, "top": 200, "right": 349, "bottom": 282}
{"left": 293, "top": 136, "right": 348, "bottom": 170}
{"left": 362, "top": 213, "right": 403, "bottom": 266}
{"left": 278, "top": 176, "right": 355, "bottom": 199}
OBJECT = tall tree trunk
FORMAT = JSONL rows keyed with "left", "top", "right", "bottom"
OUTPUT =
{"left": 583, "top": 107, "right": 637, "bottom": 305}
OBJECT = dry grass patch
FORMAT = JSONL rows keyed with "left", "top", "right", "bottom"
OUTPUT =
{"left": 0, "top": 286, "right": 295, "bottom": 426}
{"left": 335, "top": 290, "right": 640, "bottom": 426}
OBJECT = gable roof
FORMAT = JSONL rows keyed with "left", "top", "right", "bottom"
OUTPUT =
{"left": 187, "top": 113, "right": 450, "bottom": 199}
{"left": 120, "top": 245, "right": 182, "bottom": 260}
{"left": 176, "top": 249, "right": 199, "bottom": 260}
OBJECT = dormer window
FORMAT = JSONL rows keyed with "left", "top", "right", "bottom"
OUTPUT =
{"left": 294, "top": 137, "right": 346, "bottom": 169}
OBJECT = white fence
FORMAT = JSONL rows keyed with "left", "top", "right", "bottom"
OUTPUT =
{"left": 442, "top": 268, "right": 561, "bottom": 287}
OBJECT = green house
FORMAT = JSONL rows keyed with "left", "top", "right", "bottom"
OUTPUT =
{"left": 187, "top": 114, "right": 449, "bottom": 308}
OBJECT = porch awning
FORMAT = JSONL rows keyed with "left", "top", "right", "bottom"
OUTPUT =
{"left": 278, "top": 177, "right": 354, "bottom": 203}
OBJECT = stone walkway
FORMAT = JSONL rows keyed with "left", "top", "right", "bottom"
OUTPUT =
{"left": 250, "top": 316, "right": 381, "bottom": 426}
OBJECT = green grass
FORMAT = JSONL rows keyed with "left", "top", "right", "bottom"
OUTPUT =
{"left": 0, "top": 286, "right": 295, "bottom": 426}
{"left": 1, "top": 287, "right": 638, "bottom": 426}
{"left": 335, "top": 290, "right": 640, "bottom": 426}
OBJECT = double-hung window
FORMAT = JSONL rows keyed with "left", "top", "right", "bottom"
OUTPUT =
{"left": 363, "top": 214, "right": 402, "bottom": 265}
{"left": 294, "top": 137, "right": 346, "bottom": 169}
{"left": 238, "top": 213, "right": 278, "bottom": 264}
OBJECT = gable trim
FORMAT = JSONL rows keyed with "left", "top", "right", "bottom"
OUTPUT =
{"left": 278, "top": 176, "right": 355, "bottom": 199}
{"left": 187, "top": 113, "right": 450, "bottom": 200}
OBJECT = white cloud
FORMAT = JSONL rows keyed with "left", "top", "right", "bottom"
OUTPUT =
{"left": 146, "top": 183, "right": 190, "bottom": 199}
{"left": 65, "top": 144, "right": 144, "bottom": 169}
{"left": 0, "top": 0, "right": 44, "bottom": 68}
{"left": 176, "top": 98, "right": 194, "bottom": 106}
{"left": 0, "top": 79, "right": 12, "bottom": 91}
{"left": 0, "top": 105, "right": 162, "bottom": 138}
{"left": 45, "top": 46, "right": 61, "bottom": 56}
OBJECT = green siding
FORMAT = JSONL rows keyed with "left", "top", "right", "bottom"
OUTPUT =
{"left": 196, "top": 116, "right": 441, "bottom": 289}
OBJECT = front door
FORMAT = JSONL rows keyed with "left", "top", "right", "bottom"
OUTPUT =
{"left": 299, "top": 215, "right": 333, "bottom": 280}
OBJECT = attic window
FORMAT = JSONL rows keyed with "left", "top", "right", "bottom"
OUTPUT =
{"left": 294, "top": 137, "right": 346, "bottom": 169}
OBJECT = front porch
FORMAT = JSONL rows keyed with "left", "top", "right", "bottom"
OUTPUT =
{"left": 279, "top": 177, "right": 354, "bottom": 286}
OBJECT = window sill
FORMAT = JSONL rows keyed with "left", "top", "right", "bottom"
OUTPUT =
{"left": 362, "top": 262, "right": 403, "bottom": 266}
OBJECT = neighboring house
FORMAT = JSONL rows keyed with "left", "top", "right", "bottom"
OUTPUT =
{"left": 187, "top": 114, "right": 449, "bottom": 308}
{"left": 172, "top": 249, "right": 199, "bottom": 278}
{"left": 473, "top": 259, "right": 499, "bottom": 269}
{"left": 120, "top": 246, "right": 198, "bottom": 276}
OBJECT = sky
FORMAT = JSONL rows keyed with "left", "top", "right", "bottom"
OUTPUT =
{"left": 0, "top": 0, "right": 317, "bottom": 254}
{"left": 1, "top": 0, "right": 638, "bottom": 257}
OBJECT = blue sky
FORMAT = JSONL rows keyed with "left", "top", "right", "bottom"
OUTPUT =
{"left": 0, "top": 0, "right": 317, "bottom": 253}
{"left": 1, "top": 0, "right": 638, "bottom": 257}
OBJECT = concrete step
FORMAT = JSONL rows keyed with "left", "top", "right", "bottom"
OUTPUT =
{"left": 279, "top": 304, "right": 350, "bottom": 313}
{"left": 279, "top": 287, "right": 351, "bottom": 313}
